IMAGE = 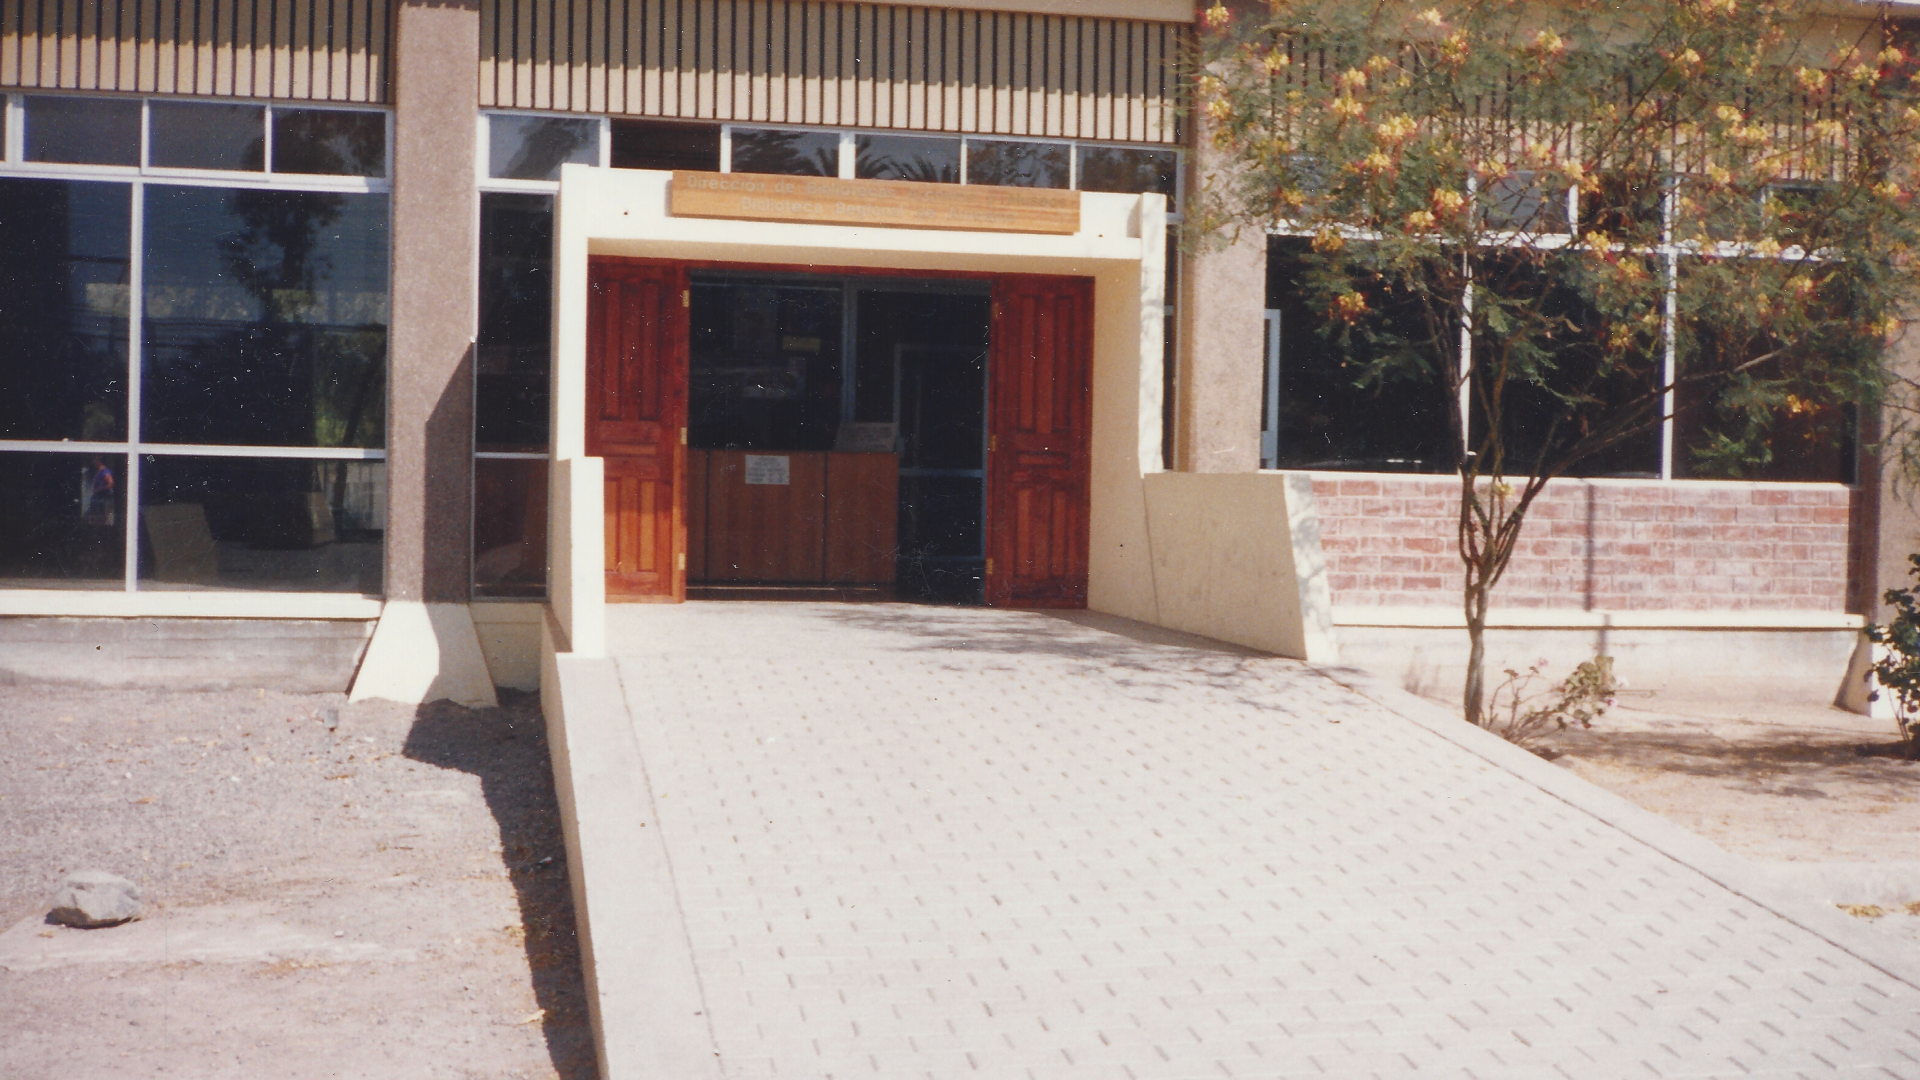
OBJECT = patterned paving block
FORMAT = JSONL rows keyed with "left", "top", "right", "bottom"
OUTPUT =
{"left": 607, "top": 604, "right": 1920, "bottom": 1079}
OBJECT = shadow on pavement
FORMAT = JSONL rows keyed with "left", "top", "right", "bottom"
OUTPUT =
{"left": 402, "top": 690, "right": 596, "bottom": 1080}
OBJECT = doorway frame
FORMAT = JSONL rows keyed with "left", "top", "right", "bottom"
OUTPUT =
{"left": 545, "top": 166, "right": 1166, "bottom": 657}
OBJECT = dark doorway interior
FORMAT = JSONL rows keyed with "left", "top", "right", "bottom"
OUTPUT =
{"left": 685, "top": 273, "right": 990, "bottom": 603}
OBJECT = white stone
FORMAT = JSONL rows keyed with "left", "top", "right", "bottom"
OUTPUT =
{"left": 48, "top": 870, "right": 141, "bottom": 929}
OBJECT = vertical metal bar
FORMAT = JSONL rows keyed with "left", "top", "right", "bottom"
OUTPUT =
{"left": 124, "top": 179, "right": 145, "bottom": 591}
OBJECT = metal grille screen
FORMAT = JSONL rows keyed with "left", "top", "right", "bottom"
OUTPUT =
{"left": 1, "top": 0, "right": 391, "bottom": 103}
{"left": 482, "top": 0, "right": 1184, "bottom": 144}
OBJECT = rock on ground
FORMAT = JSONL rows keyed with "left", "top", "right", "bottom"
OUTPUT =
{"left": 47, "top": 870, "right": 142, "bottom": 928}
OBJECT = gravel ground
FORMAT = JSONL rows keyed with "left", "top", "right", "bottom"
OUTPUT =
{"left": 0, "top": 685, "right": 593, "bottom": 1080}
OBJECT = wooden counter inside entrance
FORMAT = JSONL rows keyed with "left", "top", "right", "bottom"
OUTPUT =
{"left": 687, "top": 450, "right": 898, "bottom": 585}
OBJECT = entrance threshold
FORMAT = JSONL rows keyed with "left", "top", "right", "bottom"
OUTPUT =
{"left": 686, "top": 583, "right": 897, "bottom": 602}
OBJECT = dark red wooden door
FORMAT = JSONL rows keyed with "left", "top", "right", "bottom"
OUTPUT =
{"left": 986, "top": 274, "right": 1093, "bottom": 608}
{"left": 586, "top": 258, "right": 687, "bottom": 601}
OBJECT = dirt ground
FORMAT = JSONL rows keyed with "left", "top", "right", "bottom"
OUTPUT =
{"left": 0, "top": 686, "right": 594, "bottom": 1080}
{"left": 1529, "top": 687, "right": 1920, "bottom": 946}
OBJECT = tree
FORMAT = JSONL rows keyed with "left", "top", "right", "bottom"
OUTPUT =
{"left": 1190, "top": 0, "right": 1920, "bottom": 725}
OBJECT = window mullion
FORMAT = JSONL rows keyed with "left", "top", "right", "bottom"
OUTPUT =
{"left": 124, "top": 179, "right": 145, "bottom": 592}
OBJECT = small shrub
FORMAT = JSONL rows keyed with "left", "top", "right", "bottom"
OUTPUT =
{"left": 1483, "top": 657, "right": 1618, "bottom": 748}
{"left": 1864, "top": 554, "right": 1920, "bottom": 755}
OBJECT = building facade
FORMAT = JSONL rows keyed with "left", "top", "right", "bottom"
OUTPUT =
{"left": 0, "top": 0, "right": 1902, "bottom": 706}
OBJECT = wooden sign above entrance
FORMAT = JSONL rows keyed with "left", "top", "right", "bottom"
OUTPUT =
{"left": 669, "top": 172, "right": 1080, "bottom": 234}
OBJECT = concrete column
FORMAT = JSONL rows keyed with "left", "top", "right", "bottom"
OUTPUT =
{"left": 387, "top": 0, "right": 479, "bottom": 604}
{"left": 351, "top": 0, "right": 497, "bottom": 708}
{"left": 1837, "top": 324, "right": 1920, "bottom": 714}
{"left": 1175, "top": 113, "right": 1266, "bottom": 474}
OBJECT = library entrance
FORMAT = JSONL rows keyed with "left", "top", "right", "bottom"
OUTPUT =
{"left": 586, "top": 258, "right": 1092, "bottom": 608}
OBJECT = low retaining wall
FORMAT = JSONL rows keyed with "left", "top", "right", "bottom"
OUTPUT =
{"left": 1310, "top": 473, "right": 1855, "bottom": 612}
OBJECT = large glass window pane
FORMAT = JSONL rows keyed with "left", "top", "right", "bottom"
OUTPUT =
{"left": 477, "top": 193, "right": 553, "bottom": 451}
{"left": 141, "top": 185, "right": 389, "bottom": 447}
{"left": 150, "top": 102, "right": 265, "bottom": 171}
{"left": 1265, "top": 237, "right": 1454, "bottom": 472}
{"left": 0, "top": 451, "right": 126, "bottom": 588}
{"left": 688, "top": 281, "right": 844, "bottom": 451}
{"left": 854, "top": 134, "right": 959, "bottom": 183}
{"left": 272, "top": 109, "right": 386, "bottom": 177}
{"left": 965, "top": 139, "right": 1070, "bottom": 189}
{"left": 488, "top": 115, "right": 597, "bottom": 180}
{"left": 0, "top": 178, "right": 130, "bottom": 441}
{"left": 1076, "top": 146, "right": 1178, "bottom": 197}
{"left": 473, "top": 458, "right": 548, "bottom": 597}
{"left": 138, "top": 456, "right": 384, "bottom": 592}
{"left": 610, "top": 119, "right": 721, "bottom": 171}
{"left": 729, "top": 129, "right": 839, "bottom": 177}
{"left": 24, "top": 96, "right": 140, "bottom": 166}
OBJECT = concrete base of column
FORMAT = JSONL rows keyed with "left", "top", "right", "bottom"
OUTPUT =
{"left": 349, "top": 601, "right": 500, "bottom": 708}
{"left": 1835, "top": 634, "right": 1894, "bottom": 718}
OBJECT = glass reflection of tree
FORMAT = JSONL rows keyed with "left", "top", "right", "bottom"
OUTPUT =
{"left": 214, "top": 188, "right": 385, "bottom": 544}
{"left": 733, "top": 131, "right": 839, "bottom": 176}
{"left": 855, "top": 141, "right": 959, "bottom": 184}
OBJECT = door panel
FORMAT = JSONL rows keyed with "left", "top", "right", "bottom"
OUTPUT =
{"left": 587, "top": 258, "right": 687, "bottom": 601}
{"left": 987, "top": 275, "right": 1092, "bottom": 608}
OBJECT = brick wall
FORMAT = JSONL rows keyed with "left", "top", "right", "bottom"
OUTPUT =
{"left": 1309, "top": 473, "right": 1856, "bottom": 611}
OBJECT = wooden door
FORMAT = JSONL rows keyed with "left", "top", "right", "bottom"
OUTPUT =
{"left": 587, "top": 258, "right": 687, "bottom": 601}
{"left": 986, "top": 274, "right": 1093, "bottom": 608}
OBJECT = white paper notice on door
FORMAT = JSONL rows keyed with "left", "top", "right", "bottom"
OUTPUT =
{"left": 743, "top": 454, "right": 791, "bottom": 485}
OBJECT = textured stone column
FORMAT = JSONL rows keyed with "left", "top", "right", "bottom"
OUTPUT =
{"left": 352, "top": 0, "right": 496, "bottom": 707}
{"left": 1837, "top": 323, "right": 1920, "bottom": 713}
{"left": 386, "top": 0, "right": 479, "bottom": 603}
{"left": 1175, "top": 112, "right": 1266, "bottom": 474}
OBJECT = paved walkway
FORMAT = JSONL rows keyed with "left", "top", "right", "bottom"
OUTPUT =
{"left": 607, "top": 603, "right": 1920, "bottom": 1079}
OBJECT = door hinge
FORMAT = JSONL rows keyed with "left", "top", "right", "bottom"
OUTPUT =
{"left": 677, "top": 551, "right": 686, "bottom": 570}
{"left": 682, "top": 289, "right": 690, "bottom": 308}
{"left": 680, "top": 426, "right": 688, "bottom": 445}
{"left": 985, "top": 557, "right": 995, "bottom": 575}
{"left": 988, "top": 434, "right": 996, "bottom": 453}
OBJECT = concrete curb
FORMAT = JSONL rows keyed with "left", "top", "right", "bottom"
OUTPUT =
{"left": 546, "top": 650, "right": 720, "bottom": 1080}
{"left": 1309, "top": 662, "right": 1920, "bottom": 992}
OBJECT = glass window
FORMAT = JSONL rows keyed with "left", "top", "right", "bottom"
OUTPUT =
{"left": 150, "top": 102, "right": 265, "bottom": 172}
{"left": 1265, "top": 237, "right": 1454, "bottom": 472}
{"left": 1480, "top": 172, "right": 1568, "bottom": 233}
{"left": 477, "top": 192, "right": 553, "bottom": 451}
{"left": 141, "top": 185, "right": 389, "bottom": 447}
{"left": 611, "top": 119, "right": 721, "bottom": 172}
{"left": 0, "top": 178, "right": 130, "bottom": 442}
{"left": 473, "top": 458, "right": 548, "bottom": 597}
{"left": 965, "top": 139, "right": 1070, "bottom": 189}
{"left": 688, "top": 281, "right": 844, "bottom": 451}
{"left": 730, "top": 129, "right": 839, "bottom": 177}
{"left": 1577, "top": 172, "right": 1663, "bottom": 239}
{"left": 1076, "top": 146, "right": 1178, "bottom": 197}
{"left": 488, "top": 115, "right": 597, "bottom": 180}
{"left": 854, "top": 134, "right": 959, "bottom": 183}
{"left": 138, "top": 456, "right": 384, "bottom": 592}
{"left": 24, "top": 95, "right": 140, "bottom": 167}
{"left": 272, "top": 109, "right": 386, "bottom": 177}
{"left": 0, "top": 451, "right": 126, "bottom": 588}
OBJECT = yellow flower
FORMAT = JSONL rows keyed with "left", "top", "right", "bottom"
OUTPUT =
{"left": 1375, "top": 115, "right": 1418, "bottom": 142}
{"left": 1584, "top": 230, "right": 1613, "bottom": 251}
{"left": 1813, "top": 118, "right": 1845, "bottom": 140}
{"left": 1881, "top": 47, "right": 1906, "bottom": 67}
{"left": 1851, "top": 62, "right": 1879, "bottom": 84}
{"left": 1330, "top": 96, "right": 1367, "bottom": 118}
{"left": 1753, "top": 236, "right": 1783, "bottom": 257}
{"left": 1206, "top": 98, "right": 1233, "bottom": 121}
{"left": 1262, "top": 49, "right": 1291, "bottom": 73}
{"left": 1432, "top": 188, "right": 1466, "bottom": 212}
{"left": 1796, "top": 66, "right": 1828, "bottom": 93}
{"left": 1705, "top": 162, "right": 1731, "bottom": 185}
{"left": 1533, "top": 29, "right": 1566, "bottom": 57}
{"left": 1406, "top": 209, "right": 1438, "bottom": 229}
{"left": 1441, "top": 30, "right": 1470, "bottom": 63}
{"left": 1675, "top": 48, "right": 1702, "bottom": 68}
{"left": 1333, "top": 291, "right": 1371, "bottom": 322}
{"left": 1202, "top": 2, "right": 1232, "bottom": 29}
{"left": 1418, "top": 7, "right": 1445, "bottom": 26}
{"left": 1312, "top": 227, "right": 1345, "bottom": 253}
{"left": 1715, "top": 104, "right": 1744, "bottom": 124}
{"left": 1366, "top": 54, "right": 1394, "bottom": 74}
{"left": 1362, "top": 150, "right": 1395, "bottom": 172}
{"left": 1339, "top": 68, "right": 1369, "bottom": 90}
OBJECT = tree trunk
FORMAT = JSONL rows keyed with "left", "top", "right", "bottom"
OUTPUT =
{"left": 1463, "top": 575, "right": 1489, "bottom": 725}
